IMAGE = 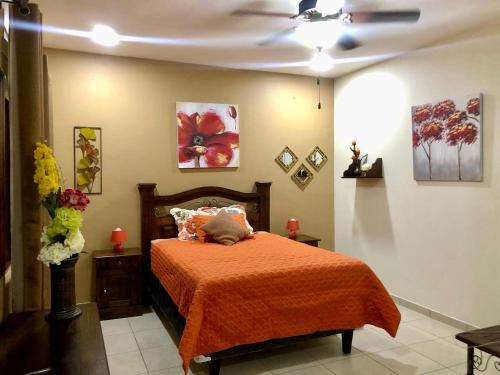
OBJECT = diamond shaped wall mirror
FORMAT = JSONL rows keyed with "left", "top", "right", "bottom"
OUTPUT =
{"left": 291, "top": 163, "right": 314, "bottom": 190}
{"left": 307, "top": 146, "right": 328, "bottom": 172}
{"left": 275, "top": 146, "right": 298, "bottom": 173}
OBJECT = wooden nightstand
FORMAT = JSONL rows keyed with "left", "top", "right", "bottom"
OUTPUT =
{"left": 289, "top": 234, "right": 321, "bottom": 247}
{"left": 93, "top": 248, "right": 143, "bottom": 320}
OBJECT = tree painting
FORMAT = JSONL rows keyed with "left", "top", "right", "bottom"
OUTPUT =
{"left": 412, "top": 95, "right": 481, "bottom": 181}
{"left": 176, "top": 102, "right": 240, "bottom": 169}
{"left": 74, "top": 127, "right": 102, "bottom": 194}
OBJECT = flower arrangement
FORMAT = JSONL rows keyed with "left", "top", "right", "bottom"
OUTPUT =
{"left": 348, "top": 140, "right": 370, "bottom": 175}
{"left": 34, "top": 142, "right": 90, "bottom": 266}
{"left": 350, "top": 140, "right": 361, "bottom": 162}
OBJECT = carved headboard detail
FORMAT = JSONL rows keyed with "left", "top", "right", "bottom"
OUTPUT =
{"left": 137, "top": 182, "right": 271, "bottom": 290}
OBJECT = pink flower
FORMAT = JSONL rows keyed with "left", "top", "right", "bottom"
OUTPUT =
{"left": 58, "top": 189, "right": 90, "bottom": 211}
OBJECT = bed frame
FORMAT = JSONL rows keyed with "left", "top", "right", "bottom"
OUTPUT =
{"left": 138, "top": 181, "right": 354, "bottom": 375}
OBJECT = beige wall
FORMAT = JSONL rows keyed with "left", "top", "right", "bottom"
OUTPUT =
{"left": 334, "top": 22, "right": 500, "bottom": 327}
{"left": 46, "top": 48, "right": 335, "bottom": 303}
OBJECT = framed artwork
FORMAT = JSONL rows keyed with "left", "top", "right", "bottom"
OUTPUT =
{"left": 74, "top": 127, "right": 102, "bottom": 194}
{"left": 412, "top": 94, "right": 482, "bottom": 181}
{"left": 176, "top": 102, "right": 240, "bottom": 168}
{"left": 275, "top": 146, "right": 298, "bottom": 173}
{"left": 306, "top": 146, "right": 328, "bottom": 172}
{"left": 291, "top": 163, "right": 314, "bottom": 190}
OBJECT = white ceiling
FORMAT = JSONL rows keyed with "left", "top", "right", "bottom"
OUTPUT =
{"left": 35, "top": 0, "right": 500, "bottom": 78}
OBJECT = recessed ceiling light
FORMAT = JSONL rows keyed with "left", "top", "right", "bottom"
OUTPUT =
{"left": 90, "top": 24, "right": 120, "bottom": 47}
{"left": 310, "top": 48, "right": 334, "bottom": 72}
{"left": 295, "top": 21, "right": 343, "bottom": 50}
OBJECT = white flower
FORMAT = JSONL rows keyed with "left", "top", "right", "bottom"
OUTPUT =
{"left": 37, "top": 242, "right": 73, "bottom": 266}
{"left": 65, "top": 229, "right": 85, "bottom": 255}
{"left": 37, "top": 229, "right": 85, "bottom": 267}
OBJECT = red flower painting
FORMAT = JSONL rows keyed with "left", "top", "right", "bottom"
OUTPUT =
{"left": 176, "top": 103, "right": 239, "bottom": 168}
{"left": 412, "top": 95, "right": 481, "bottom": 181}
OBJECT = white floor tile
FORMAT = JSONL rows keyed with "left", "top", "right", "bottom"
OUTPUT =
{"left": 369, "top": 346, "right": 444, "bottom": 375}
{"left": 449, "top": 356, "right": 500, "bottom": 375}
{"left": 220, "top": 357, "right": 272, "bottom": 375}
{"left": 107, "top": 350, "right": 147, "bottom": 375}
{"left": 134, "top": 327, "right": 176, "bottom": 350}
{"left": 442, "top": 335, "right": 468, "bottom": 349}
{"left": 278, "top": 365, "right": 333, "bottom": 375}
{"left": 410, "top": 339, "right": 466, "bottom": 367}
{"left": 128, "top": 312, "right": 164, "bottom": 332}
{"left": 393, "top": 324, "right": 440, "bottom": 345}
{"left": 303, "top": 335, "right": 363, "bottom": 364}
{"left": 408, "top": 319, "right": 461, "bottom": 338}
{"left": 352, "top": 328, "right": 403, "bottom": 353}
{"left": 101, "top": 318, "right": 132, "bottom": 336}
{"left": 259, "top": 347, "right": 319, "bottom": 374}
{"left": 398, "top": 306, "right": 428, "bottom": 323}
{"left": 149, "top": 366, "right": 194, "bottom": 375}
{"left": 423, "top": 369, "right": 456, "bottom": 375}
{"left": 323, "top": 355, "right": 396, "bottom": 375}
{"left": 103, "top": 332, "right": 139, "bottom": 355}
{"left": 142, "top": 345, "right": 183, "bottom": 372}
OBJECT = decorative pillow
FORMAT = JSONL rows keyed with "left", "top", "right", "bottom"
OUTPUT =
{"left": 170, "top": 207, "right": 218, "bottom": 241}
{"left": 221, "top": 205, "right": 254, "bottom": 233}
{"left": 200, "top": 211, "right": 249, "bottom": 246}
{"left": 193, "top": 213, "right": 248, "bottom": 243}
{"left": 170, "top": 204, "right": 253, "bottom": 241}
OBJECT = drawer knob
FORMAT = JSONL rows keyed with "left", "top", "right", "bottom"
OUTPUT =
{"left": 103, "top": 289, "right": 107, "bottom": 293}
{"left": 118, "top": 261, "right": 122, "bottom": 265}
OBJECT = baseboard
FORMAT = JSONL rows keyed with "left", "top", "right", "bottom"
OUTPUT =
{"left": 391, "top": 294, "right": 479, "bottom": 331}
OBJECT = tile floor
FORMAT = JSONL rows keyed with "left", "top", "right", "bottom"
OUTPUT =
{"left": 101, "top": 305, "right": 495, "bottom": 375}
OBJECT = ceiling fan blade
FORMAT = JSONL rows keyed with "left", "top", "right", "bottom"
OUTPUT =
{"left": 258, "top": 27, "right": 296, "bottom": 46}
{"left": 337, "top": 34, "right": 361, "bottom": 51}
{"left": 231, "top": 9, "right": 296, "bottom": 18}
{"left": 350, "top": 9, "right": 421, "bottom": 23}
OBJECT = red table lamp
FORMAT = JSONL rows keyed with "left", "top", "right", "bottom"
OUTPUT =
{"left": 287, "top": 218, "right": 299, "bottom": 239}
{"left": 111, "top": 228, "right": 127, "bottom": 252}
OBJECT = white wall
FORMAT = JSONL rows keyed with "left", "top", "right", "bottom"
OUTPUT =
{"left": 334, "top": 22, "right": 500, "bottom": 327}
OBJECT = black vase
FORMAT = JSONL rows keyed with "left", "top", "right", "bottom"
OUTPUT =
{"left": 47, "top": 254, "right": 82, "bottom": 321}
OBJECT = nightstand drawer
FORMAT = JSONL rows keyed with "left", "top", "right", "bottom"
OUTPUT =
{"left": 106, "top": 256, "right": 131, "bottom": 270}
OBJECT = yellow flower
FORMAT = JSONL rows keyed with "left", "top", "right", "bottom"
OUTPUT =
{"left": 33, "top": 142, "right": 60, "bottom": 198}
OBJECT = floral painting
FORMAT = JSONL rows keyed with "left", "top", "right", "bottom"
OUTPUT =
{"left": 74, "top": 127, "right": 102, "bottom": 194}
{"left": 412, "top": 94, "right": 482, "bottom": 181}
{"left": 176, "top": 102, "right": 239, "bottom": 168}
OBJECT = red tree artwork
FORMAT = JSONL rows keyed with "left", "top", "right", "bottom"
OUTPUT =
{"left": 412, "top": 96, "right": 481, "bottom": 181}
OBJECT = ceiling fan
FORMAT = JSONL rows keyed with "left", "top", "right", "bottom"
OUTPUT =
{"left": 232, "top": 0, "right": 421, "bottom": 51}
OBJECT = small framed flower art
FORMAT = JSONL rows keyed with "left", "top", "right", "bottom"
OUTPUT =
{"left": 73, "top": 127, "right": 102, "bottom": 194}
{"left": 177, "top": 102, "right": 240, "bottom": 169}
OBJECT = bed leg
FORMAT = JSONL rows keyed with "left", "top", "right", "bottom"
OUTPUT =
{"left": 341, "top": 330, "right": 354, "bottom": 354}
{"left": 209, "top": 359, "right": 221, "bottom": 375}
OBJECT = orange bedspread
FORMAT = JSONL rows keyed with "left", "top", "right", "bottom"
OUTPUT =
{"left": 151, "top": 233, "right": 400, "bottom": 372}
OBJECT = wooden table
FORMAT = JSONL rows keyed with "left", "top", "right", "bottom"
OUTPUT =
{"left": 0, "top": 302, "right": 109, "bottom": 375}
{"left": 456, "top": 325, "right": 500, "bottom": 374}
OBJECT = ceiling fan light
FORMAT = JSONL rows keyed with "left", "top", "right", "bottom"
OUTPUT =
{"left": 294, "top": 21, "right": 343, "bottom": 49}
{"left": 310, "top": 49, "right": 334, "bottom": 72}
{"left": 90, "top": 24, "right": 120, "bottom": 47}
{"left": 315, "top": 0, "right": 344, "bottom": 15}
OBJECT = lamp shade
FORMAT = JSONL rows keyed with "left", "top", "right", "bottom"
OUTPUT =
{"left": 287, "top": 219, "right": 299, "bottom": 231}
{"left": 111, "top": 228, "right": 127, "bottom": 252}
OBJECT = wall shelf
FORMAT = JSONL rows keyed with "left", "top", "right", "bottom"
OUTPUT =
{"left": 342, "top": 158, "right": 383, "bottom": 179}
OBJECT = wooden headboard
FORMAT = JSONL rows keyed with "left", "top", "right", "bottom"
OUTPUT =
{"left": 137, "top": 182, "right": 271, "bottom": 287}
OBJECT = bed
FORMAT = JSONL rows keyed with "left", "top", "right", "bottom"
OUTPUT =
{"left": 138, "top": 181, "right": 400, "bottom": 375}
